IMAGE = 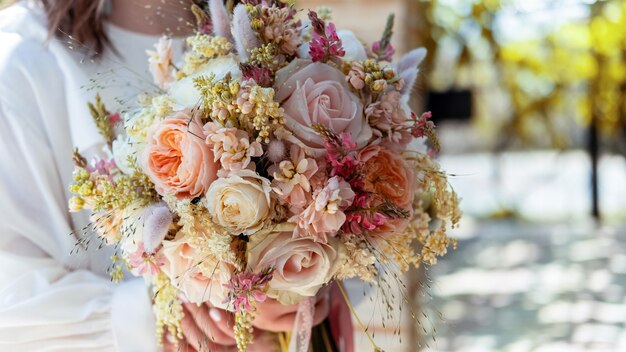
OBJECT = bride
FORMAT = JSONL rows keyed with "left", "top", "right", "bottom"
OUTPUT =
{"left": 0, "top": 1, "right": 346, "bottom": 351}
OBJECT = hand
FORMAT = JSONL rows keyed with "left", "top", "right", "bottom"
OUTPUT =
{"left": 161, "top": 303, "right": 236, "bottom": 352}
{"left": 251, "top": 288, "right": 331, "bottom": 332}
{"left": 181, "top": 303, "right": 237, "bottom": 351}
{"left": 164, "top": 303, "right": 278, "bottom": 352}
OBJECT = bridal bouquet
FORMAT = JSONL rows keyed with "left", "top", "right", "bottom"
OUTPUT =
{"left": 68, "top": 0, "right": 460, "bottom": 350}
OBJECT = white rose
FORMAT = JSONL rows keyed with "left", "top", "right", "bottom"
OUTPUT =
{"left": 205, "top": 169, "right": 272, "bottom": 236}
{"left": 247, "top": 231, "right": 345, "bottom": 304}
{"left": 169, "top": 55, "right": 242, "bottom": 109}
{"left": 111, "top": 136, "right": 135, "bottom": 175}
{"left": 337, "top": 30, "right": 367, "bottom": 61}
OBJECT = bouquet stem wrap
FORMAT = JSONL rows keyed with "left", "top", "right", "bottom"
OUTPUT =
{"left": 288, "top": 296, "right": 316, "bottom": 352}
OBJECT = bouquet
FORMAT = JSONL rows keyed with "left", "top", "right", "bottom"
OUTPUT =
{"left": 68, "top": 0, "right": 460, "bottom": 350}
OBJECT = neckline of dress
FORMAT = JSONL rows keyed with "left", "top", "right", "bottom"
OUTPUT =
{"left": 105, "top": 21, "right": 190, "bottom": 41}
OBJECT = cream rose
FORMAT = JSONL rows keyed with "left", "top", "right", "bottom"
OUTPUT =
{"left": 160, "top": 238, "right": 231, "bottom": 306}
{"left": 205, "top": 169, "right": 272, "bottom": 235}
{"left": 246, "top": 231, "right": 344, "bottom": 304}
{"left": 274, "top": 59, "right": 372, "bottom": 157}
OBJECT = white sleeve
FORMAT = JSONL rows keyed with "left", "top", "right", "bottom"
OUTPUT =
{"left": 0, "top": 31, "right": 157, "bottom": 351}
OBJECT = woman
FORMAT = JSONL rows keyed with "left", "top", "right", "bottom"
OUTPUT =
{"left": 0, "top": 1, "right": 346, "bottom": 351}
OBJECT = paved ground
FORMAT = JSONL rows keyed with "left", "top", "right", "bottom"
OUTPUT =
{"left": 348, "top": 151, "right": 626, "bottom": 351}
{"left": 425, "top": 219, "right": 626, "bottom": 352}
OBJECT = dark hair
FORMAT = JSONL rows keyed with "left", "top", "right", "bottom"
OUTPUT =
{"left": 41, "top": 0, "right": 110, "bottom": 55}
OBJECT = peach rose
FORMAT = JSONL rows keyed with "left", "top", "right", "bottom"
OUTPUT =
{"left": 274, "top": 59, "right": 371, "bottom": 157}
{"left": 360, "top": 146, "right": 415, "bottom": 210}
{"left": 144, "top": 110, "right": 218, "bottom": 198}
{"left": 161, "top": 238, "right": 231, "bottom": 306}
{"left": 246, "top": 231, "right": 344, "bottom": 304}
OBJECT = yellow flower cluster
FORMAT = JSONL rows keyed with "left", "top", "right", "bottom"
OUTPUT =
{"left": 194, "top": 73, "right": 241, "bottom": 122}
{"left": 152, "top": 273, "right": 184, "bottom": 344}
{"left": 336, "top": 235, "right": 377, "bottom": 282}
{"left": 343, "top": 59, "right": 402, "bottom": 97}
{"left": 248, "top": 43, "right": 279, "bottom": 68}
{"left": 194, "top": 75, "right": 285, "bottom": 142}
{"left": 109, "top": 254, "right": 127, "bottom": 283}
{"left": 166, "top": 196, "right": 241, "bottom": 270}
{"left": 68, "top": 166, "right": 156, "bottom": 212}
{"left": 180, "top": 34, "right": 233, "bottom": 76}
{"left": 238, "top": 83, "right": 285, "bottom": 143}
{"left": 187, "top": 34, "right": 233, "bottom": 59}
{"left": 234, "top": 311, "right": 255, "bottom": 352}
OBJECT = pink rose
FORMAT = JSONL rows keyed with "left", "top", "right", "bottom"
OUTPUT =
{"left": 160, "top": 238, "right": 231, "bottom": 306}
{"left": 143, "top": 110, "right": 219, "bottom": 199}
{"left": 246, "top": 231, "right": 343, "bottom": 304}
{"left": 274, "top": 59, "right": 371, "bottom": 157}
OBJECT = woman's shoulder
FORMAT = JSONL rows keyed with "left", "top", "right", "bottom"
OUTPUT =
{"left": 0, "top": 2, "right": 60, "bottom": 103}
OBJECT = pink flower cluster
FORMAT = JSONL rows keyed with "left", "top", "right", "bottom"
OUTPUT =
{"left": 308, "top": 11, "right": 345, "bottom": 63}
{"left": 224, "top": 268, "right": 273, "bottom": 313}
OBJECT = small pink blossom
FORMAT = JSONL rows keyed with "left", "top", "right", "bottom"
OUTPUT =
{"left": 204, "top": 122, "right": 263, "bottom": 172}
{"left": 271, "top": 144, "right": 318, "bottom": 212}
{"left": 223, "top": 268, "right": 273, "bottom": 313}
{"left": 128, "top": 242, "right": 165, "bottom": 276}
{"left": 240, "top": 63, "right": 273, "bottom": 87}
{"left": 108, "top": 112, "right": 121, "bottom": 125}
{"left": 87, "top": 157, "right": 117, "bottom": 182}
{"left": 371, "top": 40, "right": 395, "bottom": 62}
{"left": 411, "top": 111, "right": 435, "bottom": 138}
{"left": 323, "top": 131, "right": 360, "bottom": 182}
{"left": 290, "top": 176, "right": 355, "bottom": 242}
{"left": 308, "top": 11, "right": 345, "bottom": 63}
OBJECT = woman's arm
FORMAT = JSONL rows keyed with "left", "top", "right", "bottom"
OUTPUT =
{"left": 0, "top": 33, "right": 156, "bottom": 351}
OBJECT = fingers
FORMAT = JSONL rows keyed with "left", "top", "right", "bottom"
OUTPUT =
{"left": 252, "top": 290, "right": 332, "bottom": 332}
{"left": 207, "top": 308, "right": 237, "bottom": 343}
{"left": 181, "top": 313, "right": 210, "bottom": 351}
{"left": 183, "top": 303, "right": 236, "bottom": 346}
{"left": 163, "top": 331, "right": 198, "bottom": 352}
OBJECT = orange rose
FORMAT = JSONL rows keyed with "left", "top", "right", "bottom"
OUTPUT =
{"left": 360, "top": 146, "right": 415, "bottom": 210}
{"left": 144, "top": 110, "right": 218, "bottom": 198}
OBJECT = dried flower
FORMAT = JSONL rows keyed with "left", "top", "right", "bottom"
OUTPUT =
{"left": 224, "top": 268, "right": 273, "bottom": 352}
{"left": 224, "top": 267, "right": 273, "bottom": 313}
{"left": 308, "top": 11, "right": 345, "bottom": 63}
{"left": 147, "top": 37, "right": 175, "bottom": 89}
{"left": 204, "top": 122, "right": 263, "bottom": 171}
{"left": 271, "top": 144, "right": 318, "bottom": 211}
{"left": 291, "top": 176, "right": 355, "bottom": 242}
{"left": 128, "top": 242, "right": 165, "bottom": 276}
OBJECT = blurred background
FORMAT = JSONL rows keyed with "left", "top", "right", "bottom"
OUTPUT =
{"left": 296, "top": 0, "right": 626, "bottom": 351}
{"left": 2, "top": 0, "right": 625, "bottom": 350}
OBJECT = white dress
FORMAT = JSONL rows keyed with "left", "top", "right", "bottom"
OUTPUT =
{"left": 0, "top": 2, "right": 181, "bottom": 351}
